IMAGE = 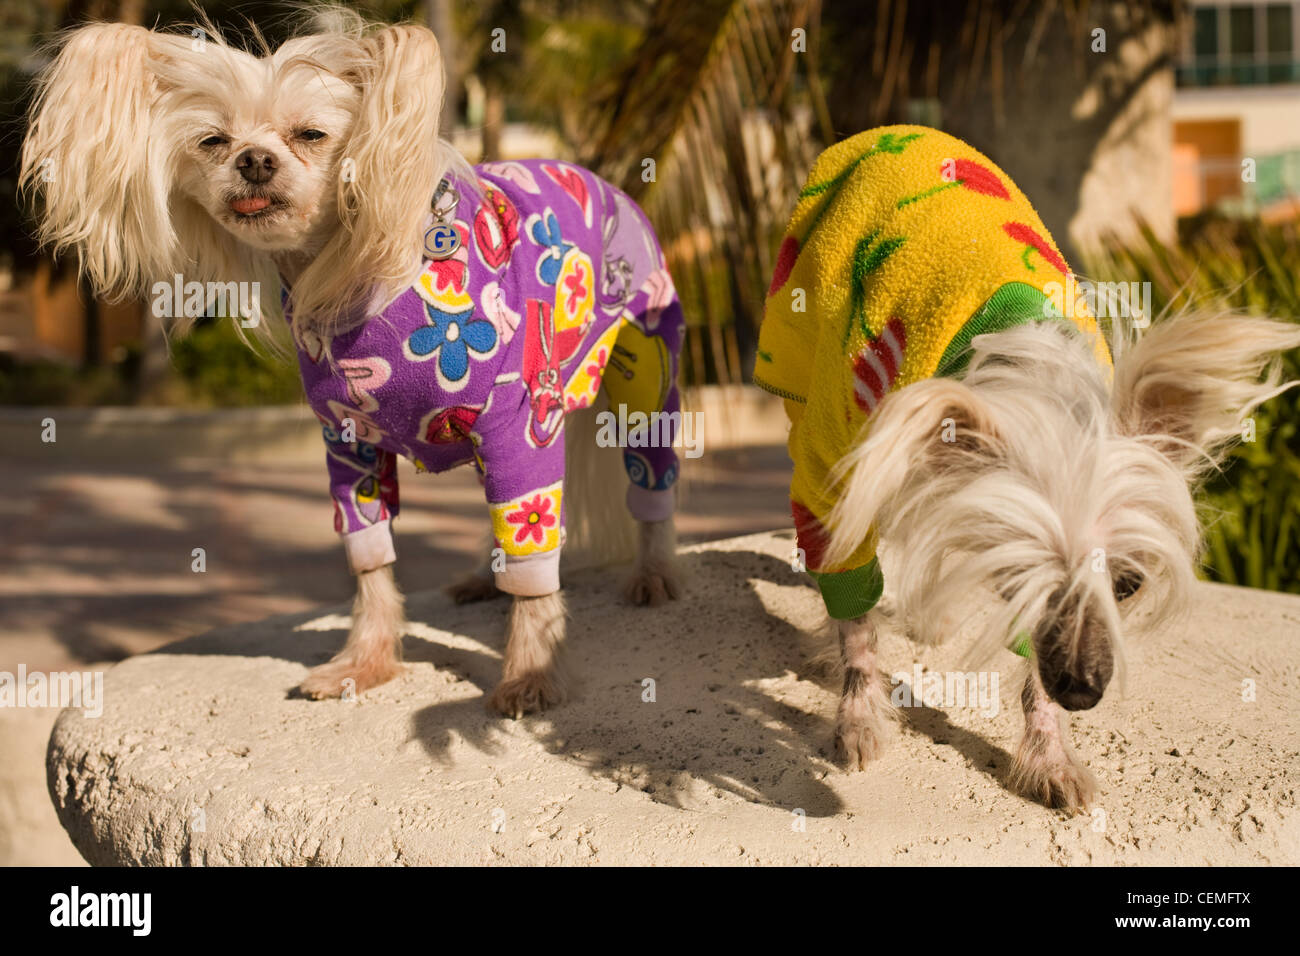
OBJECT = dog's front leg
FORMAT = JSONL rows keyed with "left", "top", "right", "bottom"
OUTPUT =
{"left": 834, "top": 610, "right": 897, "bottom": 769}
{"left": 299, "top": 565, "right": 405, "bottom": 699}
{"left": 488, "top": 590, "right": 567, "bottom": 719}
{"left": 1010, "top": 668, "right": 1097, "bottom": 811}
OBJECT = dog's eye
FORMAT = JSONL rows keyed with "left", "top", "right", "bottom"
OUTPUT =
{"left": 1113, "top": 571, "right": 1143, "bottom": 602}
{"left": 297, "top": 129, "right": 327, "bottom": 142}
{"left": 199, "top": 134, "right": 228, "bottom": 148}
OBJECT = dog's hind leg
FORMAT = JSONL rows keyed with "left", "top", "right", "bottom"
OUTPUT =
{"left": 299, "top": 565, "right": 405, "bottom": 699}
{"left": 1010, "top": 668, "right": 1097, "bottom": 812}
{"left": 624, "top": 517, "right": 681, "bottom": 606}
{"left": 605, "top": 296, "right": 686, "bottom": 606}
{"left": 447, "top": 531, "right": 504, "bottom": 604}
{"left": 489, "top": 591, "right": 567, "bottom": 718}
{"left": 834, "top": 610, "right": 898, "bottom": 769}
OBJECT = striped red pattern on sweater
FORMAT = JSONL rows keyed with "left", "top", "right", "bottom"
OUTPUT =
{"left": 852, "top": 317, "right": 906, "bottom": 413}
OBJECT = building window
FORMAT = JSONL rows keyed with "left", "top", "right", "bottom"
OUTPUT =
{"left": 1267, "top": 4, "right": 1294, "bottom": 82}
{"left": 1178, "top": 1, "right": 1300, "bottom": 87}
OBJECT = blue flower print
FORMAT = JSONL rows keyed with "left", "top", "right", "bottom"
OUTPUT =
{"left": 407, "top": 304, "right": 498, "bottom": 387}
{"left": 530, "top": 210, "right": 574, "bottom": 285}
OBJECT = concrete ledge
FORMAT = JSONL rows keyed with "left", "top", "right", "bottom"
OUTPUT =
{"left": 46, "top": 531, "right": 1300, "bottom": 865}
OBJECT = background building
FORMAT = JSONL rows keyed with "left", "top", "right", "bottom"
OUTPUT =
{"left": 1173, "top": 0, "right": 1300, "bottom": 219}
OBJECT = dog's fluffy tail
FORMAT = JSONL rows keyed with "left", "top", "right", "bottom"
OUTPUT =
{"left": 562, "top": 393, "right": 639, "bottom": 570}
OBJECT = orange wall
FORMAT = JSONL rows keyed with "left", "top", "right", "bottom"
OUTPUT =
{"left": 1173, "top": 119, "right": 1243, "bottom": 215}
{"left": 27, "top": 260, "right": 145, "bottom": 364}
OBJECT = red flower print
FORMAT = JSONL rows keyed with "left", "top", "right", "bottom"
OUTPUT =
{"left": 852, "top": 317, "right": 907, "bottom": 414}
{"left": 586, "top": 347, "right": 608, "bottom": 380}
{"left": 428, "top": 256, "right": 467, "bottom": 295}
{"left": 506, "top": 494, "right": 557, "bottom": 545}
{"left": 951, "top": 159, "right": 1010, "bottom": 199}
{"left": 768, "top": 236, "right": 800, "bottom": 295}
{"left": 564, "top": 261, "right": 590, "bottom": 313}
{"left": 896, "top": 159, "right": 1014, "bottom": 211}
{"left": 1003, "top": 222, "right": 1068, "bottom": 276}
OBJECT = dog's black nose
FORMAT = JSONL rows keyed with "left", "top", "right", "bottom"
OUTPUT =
{"left": 1034, "top": 592, "right": 1115, "bottom": 712}
{"left": 235, "top": 148, "right": 277, "bottom": 184}
{"left": 1046, "top": 671, "right": 1106, "bottom": 711}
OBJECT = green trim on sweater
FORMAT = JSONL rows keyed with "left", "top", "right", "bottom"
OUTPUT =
{"left": 934, "top": 281, "right": 1065, "bottom": 379}
{"left": 752, "top": 372, "right": 807, "bottom": 404}
{"left": 810, "top": 558, "right": 884, "bottom": 620}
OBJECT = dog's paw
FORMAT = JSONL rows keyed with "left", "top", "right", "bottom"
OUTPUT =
{"left": 832, "top": 667, "right": 897, "bottom": 770}
{"left": 446, "top": 572, "right": 501, "bottom": 605}
{"left": 488, "top": 671, "right": 565, "bottom": 719}
{"left": 623, "top": 566, "right": 682, "bottom": 607}
{"left": 1010, "top": 735, "right": 1097, "bottom": 812}
{"left": 834, "top": 718, "right": 891, "bottom": 770}
{"left": 297, "top": 654, "right": 402, "bottom": 700}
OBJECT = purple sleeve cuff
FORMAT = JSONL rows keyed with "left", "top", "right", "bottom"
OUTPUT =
{"left": 343, "top": 521, "right": 396, "bottom": 574}
{"left": 626, "top": 485, "right": 676, "bottom": 523}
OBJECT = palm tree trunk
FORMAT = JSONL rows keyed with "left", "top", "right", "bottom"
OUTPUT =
{"left": 482, "top": 79, "right": 504, "bottom": 161}
{"left": 425, "top": 0, "right": 459, "bottom": 132}
{"left": 822, "top": 0, "right": 1179, "bottom": 267}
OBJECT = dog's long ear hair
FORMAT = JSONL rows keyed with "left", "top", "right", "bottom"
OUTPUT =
{"left": 23, "top": 22, "right": 286, "bottom": 348}
{"left": 823, "top": 377, "right": 1003, "bottom": 570}
{"left": 1111, "top": 310, "right": 1300, "bottom": 479}
{"left": 289, "top": 13, "right": 468, "bottom": 340}
{"left": 19, "top": 23, "right": 187, "bottom": 301}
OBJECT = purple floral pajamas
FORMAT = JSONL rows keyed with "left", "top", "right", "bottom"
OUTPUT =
{"left": 296, "top": 160, "right": 684, "bottom": 595}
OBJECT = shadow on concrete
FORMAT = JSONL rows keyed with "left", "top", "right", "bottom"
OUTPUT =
{"left": 149, "top": 545, "right": 849, "bottom": 818}
{"left": 404, "top": 549, "right": 846, "bottom": 817}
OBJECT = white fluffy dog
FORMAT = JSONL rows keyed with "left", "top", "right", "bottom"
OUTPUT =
{"left": 757, "top": 126, "right": 1300, "bottom": 810}
{"left": 20, "top": 8, "right": 685, "bottom": 716}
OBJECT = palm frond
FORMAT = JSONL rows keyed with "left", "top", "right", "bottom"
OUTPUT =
{"left": 586, "top": 0, "right": 828, "bottom": 384}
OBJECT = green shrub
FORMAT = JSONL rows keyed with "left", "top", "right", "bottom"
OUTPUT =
{"left": 0, "top": 315, "right": 302, "bottom": 408}
{"left": 0, "top": 354, "right": 133, "bottom": 406}
{"left": 168, "top": 317, "right": 303, "bottom": 407}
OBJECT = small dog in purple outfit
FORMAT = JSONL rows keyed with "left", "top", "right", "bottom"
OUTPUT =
{"left": 21, "top": 8, "right": 685, "bottom": 716}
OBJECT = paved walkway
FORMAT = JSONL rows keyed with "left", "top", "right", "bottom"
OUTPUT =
{"left": 0, "top": 445, "right": 793, "bottom": 674}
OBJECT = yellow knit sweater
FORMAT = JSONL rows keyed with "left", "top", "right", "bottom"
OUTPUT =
{"left": 756, "top": 126, "right": 1111, "bottom": 604}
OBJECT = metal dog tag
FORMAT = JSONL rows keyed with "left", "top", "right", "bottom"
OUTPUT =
{"left": 423, "top": 181, "right": 461, "bottom": 260}
{"left": 423, "top": 222, "right": 460, "bottom": 259}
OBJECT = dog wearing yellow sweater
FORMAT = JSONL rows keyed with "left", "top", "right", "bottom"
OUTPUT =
{"left": 758, "top": 126, "right": 1300, "bottom": 810}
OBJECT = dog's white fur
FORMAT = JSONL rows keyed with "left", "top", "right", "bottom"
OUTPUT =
{"left": 20, "top": 7, "right": 471, "bottom": 347}
{"left": 20, "top": 7, "right": 679, "bottom": 715}
{"left": 822, "top": 313, "right": 1300, "bottom": 809}
{"left": 299, "top": 563, "right": 404, "bottom": 700}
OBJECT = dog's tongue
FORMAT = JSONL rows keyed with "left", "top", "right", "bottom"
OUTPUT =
{"left": 231, "top": 197, "right": 271, "bottom": 215}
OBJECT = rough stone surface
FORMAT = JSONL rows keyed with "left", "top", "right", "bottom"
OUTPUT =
{"left": 48, "top": 532, "right": 1300, "bottom": 865}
